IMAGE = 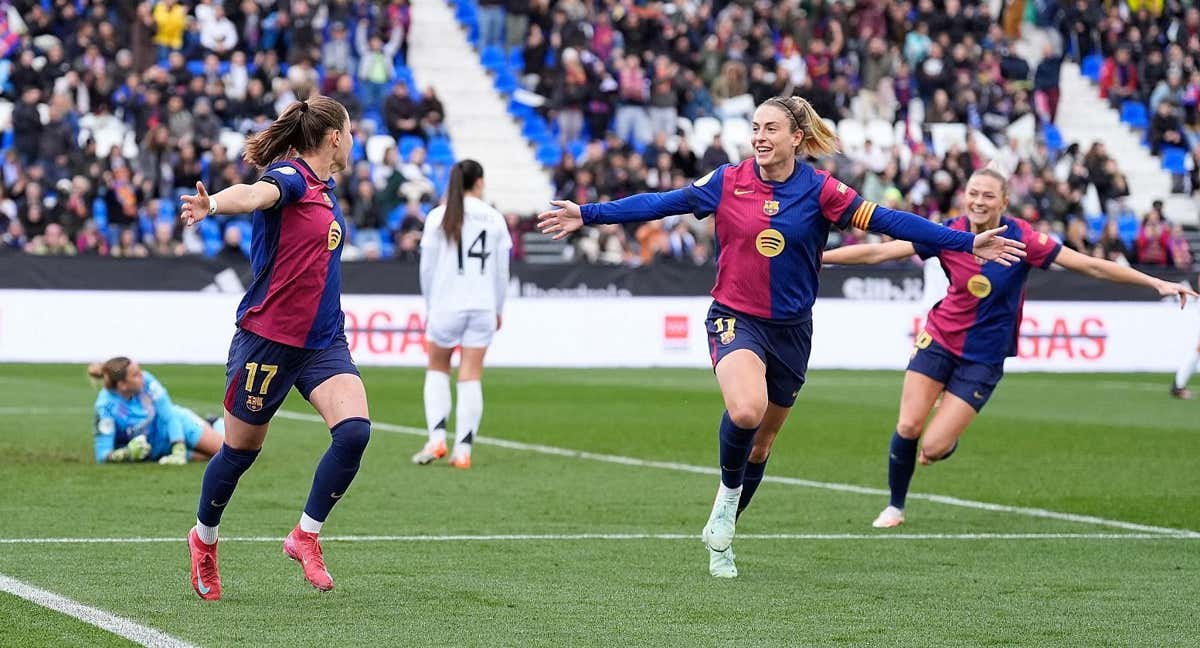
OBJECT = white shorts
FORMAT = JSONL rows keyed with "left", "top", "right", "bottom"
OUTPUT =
{"left": 426, "top": 310, "right": 497, "bottom": 348}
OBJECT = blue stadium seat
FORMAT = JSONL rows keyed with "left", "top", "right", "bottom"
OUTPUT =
{"left": 234, "top": 220, "right": 253, "bottom": 257}
{"left": 1086, "top": 214, "right": 1106, "bottom": 239}
{"left": 536, "top": 143, "right": 562, "bottom": 166}
{"left": 380, "top": 238, "right": 395, "bottom": 259}
{"left": 1081, "top": 54, "right": 1104, "bottom": 82}
{"left": 386, "top": 205, "right": 406, "bottom": 230}
{"left": 1120, "top": 101, "right": 1148, "bottom": 129}
{"left": 186, "top": 60, "right": 205, "bottom": 77}
{"left": 398, "top": 135, "right": 424, "bottom": 159}
{"left": 509, "top": 47, "right": 524, "bottom": 72}
{"left": 494, "top": 71, "right": 518, "bottom": 95}
{"left": 91, "top": 198, "right": 108, "bottom": 230}
{"left": 0, "top": 130, "right": 11, "bottom": 151}
{"left": 1117, "top": 213, "right": 1138, "bottom": 246}
{"left": 1162, "top": 146, "right": 1188, "bottom": 174}
{"left": 1043, "top": 123, "right": 1063, "bottom": 152}
{"left": 428, "top": 138, "right": 455, "bottom": 165}
{"left": 481, "top": 46, "right": 505, "bottom": 70}
{"left": 567, "top": 138, "right": 588, "bottom": 161}
{"left": 521, "top": 116, "right": 549, "bottom": 140}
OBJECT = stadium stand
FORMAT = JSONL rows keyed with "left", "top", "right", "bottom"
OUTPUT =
{"left": 0, "top": 0, "right": 1194, "bottom": 269}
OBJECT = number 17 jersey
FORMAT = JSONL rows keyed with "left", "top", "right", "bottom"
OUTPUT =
{"left": 420, "top": 196, "right": 513, "bottom": 313}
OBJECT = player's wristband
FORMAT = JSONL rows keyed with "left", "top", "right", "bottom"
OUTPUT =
{"left": 208, "top": 195, "right": 218, "bottom": 216}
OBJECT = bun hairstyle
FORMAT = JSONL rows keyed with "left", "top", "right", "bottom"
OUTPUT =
{"left": 87, "top": 357, "right": 131, "bottom": 389}
{"left": 970, "top": 160, "right": 1011, "bottom": 197}
{"left": 761, "top": 96, "right": 841, "bottom": 157}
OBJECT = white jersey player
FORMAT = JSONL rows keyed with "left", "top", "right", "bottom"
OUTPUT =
{"left": 1171, "top": 273, "right": 1200, "bottom": 399}
{"left": 414, "top": 159, "right": 512, "bottom": 468}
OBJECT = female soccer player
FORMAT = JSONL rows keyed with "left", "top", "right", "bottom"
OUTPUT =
{"left": 820, "top": 165, "right": 1198, "bottom": 529}
{"left": 537, "top": 96, "right": 1027, "bottom": 578}
{"left": 89, "top": 357, "right": 224, "bottom": 465}
{"left": 411, "top": 160, "right": 512, "bottom": 469}
{"left": 179, "top": 96, "right": 371, "bottom": 600}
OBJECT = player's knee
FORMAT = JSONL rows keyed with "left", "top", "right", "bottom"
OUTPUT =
{"left": 922, "top": 438, "right": 955, "bottom": 462}
{"left": 727, "top": 403, "right": 764, "bottom": 430}
{"left": 895, "top": 420, "right": 923, "bottom": 440}
{"left": 331, "top": 417, "right": 371, "bottom": 460}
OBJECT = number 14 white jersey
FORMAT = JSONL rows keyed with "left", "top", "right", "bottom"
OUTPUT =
{"left": 420, "top": 196, "right": 513, "bottom": 314}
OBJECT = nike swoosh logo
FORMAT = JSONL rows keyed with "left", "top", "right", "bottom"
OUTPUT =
{"left": 973, "top": 392, "right": 984, "bottom": 400}
{"left": 331, "top": 491, "right": 344, "bottom": 500}
{"left": 196, "top": 564, "right": 211, "bottom": 595}
{"left": 734, "top": 189, "right": 753, "bottom": 196}
{"left": 210, "top": 500, "right": 228, "bottom": 508}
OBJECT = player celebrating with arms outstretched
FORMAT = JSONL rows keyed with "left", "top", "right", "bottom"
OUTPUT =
{"left": 538, "top": 95, "right": 1027, "bottom": 577}
{"left": 412, "top": 160, "right": 512, "bottom": 469}
{"left": 179, "top": 96, "right": 371, "bottom": 599}
{"left": 822, "top": 164, "right": 1198, "bottom": 529}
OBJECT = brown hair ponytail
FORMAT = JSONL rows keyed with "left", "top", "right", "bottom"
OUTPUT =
{"left": 763, "top": 96, "right": 841, "bottom": 158}
{"left": 242, "top": 96, "right": 348, "bottom": 168}
{"left": 87, "top": 357, "right": 131, "bottom": 390}
{"left": 441, "top": 159, "right": 484, "bottom": 243}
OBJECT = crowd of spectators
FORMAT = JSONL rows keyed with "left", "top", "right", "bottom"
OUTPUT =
{"left": 0, "top": 0, "right": 460, "bottom": 261}
{"left": 495, "top": 0, "right": 1192, "bottom": 268}
{"left": 0, "top": 0, "right": 1194, "bottom": 271}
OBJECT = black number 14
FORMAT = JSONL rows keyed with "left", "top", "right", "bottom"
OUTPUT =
{"left": 457, "top": 231, "right": 490, "bottom": 274}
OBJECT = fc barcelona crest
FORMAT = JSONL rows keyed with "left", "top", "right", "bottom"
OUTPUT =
{"left": 762, "top": 200, "right": 780, "bottom": 216}
{"left": 246, "top": 395, "right": 264, "bottom": 412}
{"left": 720, "top": 330, "right": 736, "bottom": 345}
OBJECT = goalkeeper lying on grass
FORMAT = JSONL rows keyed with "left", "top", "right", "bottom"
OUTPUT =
{"left": 89, "top": 357, "right": 224, "bottom": 465}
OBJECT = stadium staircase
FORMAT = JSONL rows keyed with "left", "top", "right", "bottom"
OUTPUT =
{"left": 406, "top": 0, "right": 553, "bottom": 216}
{"left": 1057, "top": 60, "right": 1198, "bottom": 226}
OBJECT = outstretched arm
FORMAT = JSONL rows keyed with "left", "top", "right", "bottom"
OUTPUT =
{"left": 180, "top": 180, "right": 281, "bottom": 226}
{"left": 859, "top": 204, "right": 1025, "bottom": 266}
{"left": 536, "top": 189, "right": 693, "bottom": 240}
{"left": 1054, "top": 246, "right": 1199, "bottom": 307}
{"left": 823, "top": 240, "right": 917, "bottom": 266}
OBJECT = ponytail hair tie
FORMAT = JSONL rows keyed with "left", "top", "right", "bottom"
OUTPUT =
{"left": 300, "top": 101, "right": 309, "bottom": 113}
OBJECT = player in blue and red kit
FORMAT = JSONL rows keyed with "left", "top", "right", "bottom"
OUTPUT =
{"left": 178, "top": 96, "right": 371, "bottom": 599}
{"left": 823, "top": 165, "right": 1197, "bottom": 529}
{"left": 537, "top": 96, "right": 1028, "bottom": 577}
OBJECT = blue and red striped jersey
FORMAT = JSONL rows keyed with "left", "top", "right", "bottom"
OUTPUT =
{"left": 686, "top": 159, "right": 861, "bottom": 321}
{"left": 914, "top": 216, "right": 1062, "bottom": 363}
{"left": 235, "top": 159, "right": 347, "bottom": 349}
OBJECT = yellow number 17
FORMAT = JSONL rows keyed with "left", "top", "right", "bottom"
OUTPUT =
{"left": 244, "top": 362, "right": 279, "bottom": 395}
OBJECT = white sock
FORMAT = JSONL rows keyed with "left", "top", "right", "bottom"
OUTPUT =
{"left": 194, "top": 520, "right": 218, "bottom": 545}
{"left": 299, "top": 512, "right": 323, "bottom": 534}
{"left": 716, "top": 483, "right": 742, "bottom": 504}
{"left": 423, "top": 370, "right": 451, "bottom": 444}
{"left": 1175, "top": 345, "right": 1200, "bottom": 390}
{"left": 454, "top": 380, "right": 483, "bottom": 454}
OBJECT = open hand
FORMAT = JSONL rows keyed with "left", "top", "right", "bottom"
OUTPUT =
{"left": 1154, "top": 279, "right": 1200, "bottom": 308}
{"left": 536, "top": 200, "right": 584, "bottom": 240}
{"left": 971, "top": 226, "right": 1027, "bottom": 266}
{"left": 179, "top": 181, "right": 211, "bottom": 227}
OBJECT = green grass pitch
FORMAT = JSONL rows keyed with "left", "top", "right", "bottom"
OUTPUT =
{"left": 0, "top": 363, "right": 1197, "bottom": 647}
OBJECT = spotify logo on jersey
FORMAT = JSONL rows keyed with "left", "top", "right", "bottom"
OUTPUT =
{"left": 967, "top": 274, "right": 992, "bottom": 298}
{"left": 755, "top": 229, "right": 785, "bottom": 258}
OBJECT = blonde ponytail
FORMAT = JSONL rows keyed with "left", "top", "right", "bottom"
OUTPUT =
{"left": 764, "top": 96, "right": 841, "bottom": 158}
{"left": 87, "top": 357, "right": 131, "bottom": 390}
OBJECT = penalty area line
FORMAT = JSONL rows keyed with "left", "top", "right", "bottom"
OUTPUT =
{"left": 0, "top": 572, "right": 196, "bottom": 648}
{"left": 272, "top": 410, "right": 1200, "bottom": 538}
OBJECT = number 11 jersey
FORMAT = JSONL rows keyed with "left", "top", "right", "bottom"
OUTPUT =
{"left": 420, "top": 196, "right": 513, "bottom": 314}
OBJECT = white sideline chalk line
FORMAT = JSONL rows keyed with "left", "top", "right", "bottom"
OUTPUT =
{"left": 1, "top": 532, "right": 1197, "bottom": 545}
{"left": 271, "top": 411, "right": 1200, "bottom": 538}
{"left": 0, "top": 573, "right": 196, "bottom": 648}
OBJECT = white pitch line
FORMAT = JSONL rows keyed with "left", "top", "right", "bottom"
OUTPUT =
{"left": 0, "top": 573, "right": 196, "bottom": 648}
{"left": 0, "top": 532, "right": 1196, "bottom": 545}
{"left": 273, "top": 410, "right": 1200, "bottom": 538}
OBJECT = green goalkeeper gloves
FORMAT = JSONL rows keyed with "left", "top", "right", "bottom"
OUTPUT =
{"left": 157, "top": 441, "right": 188, "bottom": 465}
{"left": 107, "top": 434, "right": 151, "bottom": 463}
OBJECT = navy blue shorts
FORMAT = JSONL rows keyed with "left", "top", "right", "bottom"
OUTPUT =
{"left": 706, "top": 301, "right": 812, "bottom": 408}
{"left": 906, "top": 334, "right": 1004, "bottom": 413}
{"left": 223, "top": 328, "right": 360, "bottom": 425}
